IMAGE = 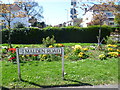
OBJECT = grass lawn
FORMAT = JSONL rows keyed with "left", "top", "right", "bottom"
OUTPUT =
{"left": 1, "top": 58, "right": 118, "bottom": 88}
{"left": 1, "top": 43, "right": 119, "bottom": 89}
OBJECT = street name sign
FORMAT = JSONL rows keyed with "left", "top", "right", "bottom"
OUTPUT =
{"left": 16, "top": 47, "right": 64, "bottom": 80}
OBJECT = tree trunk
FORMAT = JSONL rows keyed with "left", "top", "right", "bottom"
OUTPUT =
{"left": 97, "top": 24, "right": 102, "bottom": 50}
{"left": 8, "top": 21, "right": 12, "bottom": 48}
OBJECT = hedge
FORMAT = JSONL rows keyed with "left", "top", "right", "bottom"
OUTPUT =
{"left": 2, "top": 26, "right": 112, "bottom": 44}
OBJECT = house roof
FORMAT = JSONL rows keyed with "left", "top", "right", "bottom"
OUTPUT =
{"left": 89, "top": 4, "right": 120, "bottom": 11}
{"left": 0, "top": 4, "right": 21, "bottom": 12}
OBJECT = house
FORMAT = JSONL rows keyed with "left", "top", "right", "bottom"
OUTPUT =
{"left": 81, "top": 4, "right": 120, "bottom": 27}
{"left": 0, "top": 3, "right": 30, "bottom": 29}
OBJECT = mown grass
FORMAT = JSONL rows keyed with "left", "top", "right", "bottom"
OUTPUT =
{"left": 1, "top": 58, "right": 118, "bottom": 88}
{"left": 1, "top": 43, "right": 94, "bottom": 47}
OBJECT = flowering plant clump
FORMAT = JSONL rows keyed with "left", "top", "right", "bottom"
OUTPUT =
{"left": 106, "top": 44, "right": 117, "bottom": 48}
{"left": 78, "top": 52, "right": 89, "bottom": 59}
{"left": 7, "top": 48, "right": 17, "bottom": 62}
{"left": 39, "top": 54, "right": 51, "bottom": 61}
{"left": 8, "top": 48, "right": 16, "bottom": 53}
{"left": 55, "top": 43, "right": 64, "bottom": 47}
{"left": 73, "top": 45, "right": 82, "bottom": 55}
{"left": 117, "top": 49, "right": 120, "bottom": 52}
{"left": 105, "top": 44, "right": 119, "bottom": 53}
{"left": 99, "top": 54, "right": 106, "bottom": 60}
{"left": 107, "top": 52, "right": 119, "bottom": 58}
{"left": 48, "top": 45, "right": 54, "bottom": 48}
{"left": 107, "top": 48, "right": 114, "bottom": 51}
{"left": 74, "top": 45, "right": 82, "bottom": 50}
{"left": 72, "top": 45, "right": 89, "bottom": 60}
{"left": 82, "top": 48, "right": 89, "bottom": 52}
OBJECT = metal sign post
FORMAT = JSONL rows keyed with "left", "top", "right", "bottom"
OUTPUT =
{"left": 61, "top": 47, "right": 64, "bottom": 80}
{"left": 16, "top": 47, "right": 64, "bottom": 80}
{"left": 16, "top": 48, "right": 21, "bottom": 80}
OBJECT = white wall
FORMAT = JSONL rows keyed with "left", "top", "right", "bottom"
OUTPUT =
{"left": 81, "top": 11, "right": 93, "bottom": 27}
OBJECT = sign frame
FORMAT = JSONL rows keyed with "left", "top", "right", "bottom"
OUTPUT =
{"left": 16, "top": 47, "right": 65, "bottom": 80}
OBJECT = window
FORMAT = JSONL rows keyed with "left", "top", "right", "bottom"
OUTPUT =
{"left": 1, "top": 23, "right": 6, "bottom": 29}
{"left": 106, "top": 12, "right": 113, "bottom": 17}
{"left": 109, "top": 22, "right": 114, "bottom": 25}
{"left": 86, "top": 18, "right": 88, "bottom": 20}
{"left": 108, "top": 18, "right": 114, "bottom": 21}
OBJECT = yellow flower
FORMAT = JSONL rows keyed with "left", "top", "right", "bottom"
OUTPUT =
{"left": 82, "top": 48, "right": 89, "bottom": 51}
{"left": 117, "top": 49, "right": 120, "bottom": 52}
{"left": 49, "top": 45, "right": 54, "bottom": 48}
{"left": 107, "top": 48, "right": 113, "bottom": 51}
{"left": 108, "top": 52, "right": 118, "bottom": 57}
{"left": 42, "top": 54, "right": 47, "bottom": 57}
{"left": 78, "top": 54, "right": 83, "bottom": 58}
{"left": 99, "top": 54, "right": 106, "bottom": 59}
{"left": 64, "top": 55, "right": 68, "bottom": 58}
{"left": 74, "top": 45, "right": 82, "bottom": 50}
{"left": 106, "top": 44, "right": 112, "bottom": 47}
{"left": 22, "top": 55, "right": 25, "bottom": 58}
{"left": 79, "top": 52, "right": 84, "bottom": 55}
{"left": 112, "top": 45, "right": 117, "bottom": 47}
{"left": 78, "top": 52, "right": 84, "bottom": 57}
{"left": 106, "top": 44, "right": 117, "bottom": 47}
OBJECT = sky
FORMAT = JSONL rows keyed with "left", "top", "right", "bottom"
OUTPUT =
{"left": 1, "top": 0, "right": 119, "bottom": 26}
{"left": 37, "top": 0, "right": 72, "bottom": 26}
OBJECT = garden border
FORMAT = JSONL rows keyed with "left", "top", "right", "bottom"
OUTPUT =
{"left": 16, "top": 47, "right": 64, "bottom": 80}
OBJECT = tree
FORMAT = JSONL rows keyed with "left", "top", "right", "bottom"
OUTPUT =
{"left": 13, "top": 22, "right": 25, "bottom": 28}
{"left": 0, "top": 1, "right": 26, "bottom": 47}
{"left": 91, "top": 3, "right": 119, "bottom": 49}
{"left": 0, "top": 0, "right": 43, "bottom": 47}
{"left": 78, "top": 2, "right": 119, "bottom": 49}
{"left": 31, "top": 21, "right": 46, "bottom": 28}
{"left": 114, "top": 13, "right": 120, "bottom": 26}
{"left": 15, "top": 0, "right": 43, "bottom": 21}
{"left": 74, "top": 18, "right": 83, "bottom": 27}
{"left": 87, "top": 12, "right": 108, "bottom": 26}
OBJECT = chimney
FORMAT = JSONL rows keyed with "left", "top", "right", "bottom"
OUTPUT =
{"left": 85, "top": 8, "right": 87, "bottom": 13}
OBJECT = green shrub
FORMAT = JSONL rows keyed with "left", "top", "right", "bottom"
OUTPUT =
{"left": 42, "top": 35, "right": 56, "bottom": 47}
{"left": 105, "top": 36, "right": 118, "bottom": 44}
{"left": 2, "top": 26, "right": 112, "bottom": 44}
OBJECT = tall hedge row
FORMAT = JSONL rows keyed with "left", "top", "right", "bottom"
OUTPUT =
{"left": 2, "top": 26, "right": 112, "bottom": 44}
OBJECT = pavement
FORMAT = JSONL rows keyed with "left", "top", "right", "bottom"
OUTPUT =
{"left": 59, "top": 84, "right": 119, "bottom": 88}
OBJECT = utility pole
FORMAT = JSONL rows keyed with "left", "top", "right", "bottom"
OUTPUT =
{"left": 65, "top": 9, "right": 68, "bottom": 25}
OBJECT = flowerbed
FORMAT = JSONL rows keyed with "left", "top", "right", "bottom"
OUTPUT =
{"left": 1, "top": 43, "right": 120, "bottom": 63}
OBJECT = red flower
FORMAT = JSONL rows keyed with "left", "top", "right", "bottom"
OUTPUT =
{"left": 8, "top": 48, "right": 16, "bottom": 53}
{"left": 34, "top": 55, "right": 38, "bottom": 56}
{"left": 118, "top": 54, "right": 120, "bottom": 57}
{"left": 61, "top": 44, "right": 64, "bottom": 47}
{"left": 8, "top": 57, "right": 16, "bottom": 61}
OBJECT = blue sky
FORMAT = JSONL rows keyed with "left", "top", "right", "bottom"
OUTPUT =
{"left": 38, "top": 0, "right": 72, "bottom": 26}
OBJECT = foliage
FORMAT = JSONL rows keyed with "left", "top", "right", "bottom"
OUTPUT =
{"left": 87, "top": 13, "right": 107, "bottom": 26}
{"left": 99, "top": 54, "right": 106, "bottom": 60}
{"left": 99, "top": 44, "right": 120, "bottom": 59}
{"left": 114, "top": 13, "right": 120, "bottom": 26}
{"left": 104, "top": 36, "right": 118, "bottom": 44}
{"left": 42, "top": 36, "right": 56, "bottom": 47}
{"left": 31, "top": 22, "right": 46, "bottom": 28}
{"left": 73, "top": 18, "right": 83, "bottom": 27}
{"left": 2, "top": 26, "right": 111, "bottom": 44}
{"left": 0, "top": 1, "right": 27, "bottom": 47}
{"left": 13, "top": 22, "right": 25, "bottom": 28}
{"left": 16, "top": 1, "right": 43, "bottom": 21}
